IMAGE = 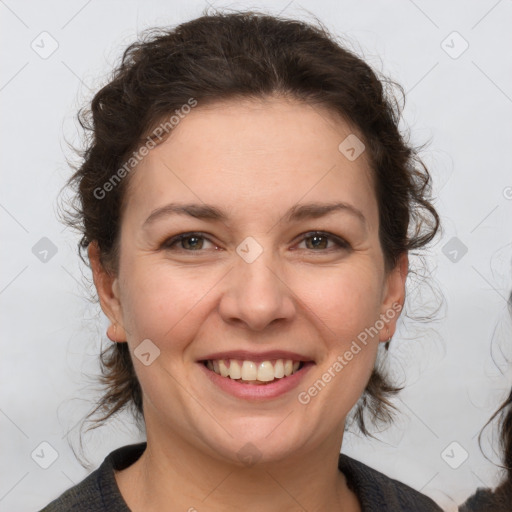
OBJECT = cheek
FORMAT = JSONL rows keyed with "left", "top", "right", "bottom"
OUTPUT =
{"left": 292, "top": 263, "right": 383, "bottom": 338}
{"left": 119, "top": 260, "right": 219, "bottom": 343}
{"left": 296, "top": 267, "right": 382, "bottom": 412}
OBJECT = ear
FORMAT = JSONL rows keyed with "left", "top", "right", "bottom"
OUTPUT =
{"left": 379, "top": 252, "right": 408, "bottom": 342}
{"left": 88, "top": 241, "right": 127, "bottom": 343}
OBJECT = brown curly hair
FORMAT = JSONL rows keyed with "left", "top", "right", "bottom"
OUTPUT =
{"left": 467, "top": 290, "right": 512, "bottom": 510}
{"left": 59, "top": 8, "right": 440, "bottom": 444}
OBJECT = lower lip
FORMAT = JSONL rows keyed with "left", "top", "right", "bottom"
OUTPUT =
{"left": 198, "top": 362, "right": 315, "bottom": 400}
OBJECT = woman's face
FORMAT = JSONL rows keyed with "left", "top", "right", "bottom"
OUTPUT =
{"left": 93, "top": 96, "right": 407, "bottom": 464}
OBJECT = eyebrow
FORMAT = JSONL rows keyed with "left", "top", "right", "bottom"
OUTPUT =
{"left": 142, "top": 201, "right": 367, "bottom": 228}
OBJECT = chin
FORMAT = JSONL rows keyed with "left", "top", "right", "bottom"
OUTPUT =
{"left": 200, "top": 420, "right": 306, "bottom": 466}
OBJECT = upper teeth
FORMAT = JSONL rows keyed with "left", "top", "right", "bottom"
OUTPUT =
{"left": 206, "top": 359, "right": 301, "bottom": 381}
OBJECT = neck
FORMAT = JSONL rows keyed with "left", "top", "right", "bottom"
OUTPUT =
{"left": 116, "top": 418, "right": 361, "bottom": 512}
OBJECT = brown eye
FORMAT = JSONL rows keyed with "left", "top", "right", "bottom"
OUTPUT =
{"left": 161, "top": 232, "right": 215, "bottom": 252}
{"left": 179, "top": 235, "right": 204, "bottom": 250}
{"left": 298, "top": 232, "right": 350, "bottom": 251}
{"left": 304, "top": 234, "right": 329, "bottom": 250}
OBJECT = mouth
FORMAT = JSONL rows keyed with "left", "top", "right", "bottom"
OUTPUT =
{"left": 197, "top": 350, "right": 316, "bottom": 400}
{"left": 200, "top": 358, "right": 308, "bottom": 385}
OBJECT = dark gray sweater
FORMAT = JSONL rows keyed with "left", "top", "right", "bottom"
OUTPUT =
{"left": 39, "top": 442, "right": 442, "bottom": 511}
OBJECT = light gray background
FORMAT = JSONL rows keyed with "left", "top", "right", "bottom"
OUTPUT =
{"left": 1, "top": 1, "right": 511, "bottom": 511}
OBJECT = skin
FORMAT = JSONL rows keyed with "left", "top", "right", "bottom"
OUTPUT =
{"left": 89, "top": 95, "right": 408, "bottom": 511}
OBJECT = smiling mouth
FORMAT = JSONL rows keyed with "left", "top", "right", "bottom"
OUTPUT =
{"left": 201, "top": 358, "right": 307, "bottom": 385}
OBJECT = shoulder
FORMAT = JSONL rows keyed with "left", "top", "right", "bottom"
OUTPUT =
{"left": 338, "top": 453, "right": 442, "bottom": 511}
{"left": 458, "top": 486, "right": 512, "bottom": 512}
{"left": 38, "top": 469, "right": 104, "bottom": 512}
{"left": 458, "top": 488, "right": 495, "bottom": 512}
{"left": 38, "top": 443, "right": 146, "bottom": 512}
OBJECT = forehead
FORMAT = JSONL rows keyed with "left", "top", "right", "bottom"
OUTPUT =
{"left": 123, "top": 97, "right": 378, "bottom": 229}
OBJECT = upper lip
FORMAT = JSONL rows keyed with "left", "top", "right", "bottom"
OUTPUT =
{"left": 198, "top": 350, "right": 315, "bottom": 363}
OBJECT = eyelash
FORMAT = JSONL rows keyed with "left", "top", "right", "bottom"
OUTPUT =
{"left": 160, "top": 231, "right": 350, "bottom": 254}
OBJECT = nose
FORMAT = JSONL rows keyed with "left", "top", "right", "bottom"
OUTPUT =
{"left": 218, "top": 250, "right": 296, "bottom": 332}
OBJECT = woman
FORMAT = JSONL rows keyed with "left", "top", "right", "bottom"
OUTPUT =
{"left": 458, "top": 292, "right": 512, "bottom": 511}
{"left": 458, "top": 390, "right": 512, "bottom": 510}
{"left": 41, "top": 10, "right": 442, "bottom": 511}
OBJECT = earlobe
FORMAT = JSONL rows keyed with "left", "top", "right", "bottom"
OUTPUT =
{"left": 106, "top": 322, "right": 125, "bottom": 343}
{"left": 88, "top": 241, "right": 127, "bottom": 341}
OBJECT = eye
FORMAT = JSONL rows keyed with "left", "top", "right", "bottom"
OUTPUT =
{"left": 295, "top": 231, "right": 350, "bottom": 252}
{"left": 160, "top": 232, "right": 217, "bottom": 252}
